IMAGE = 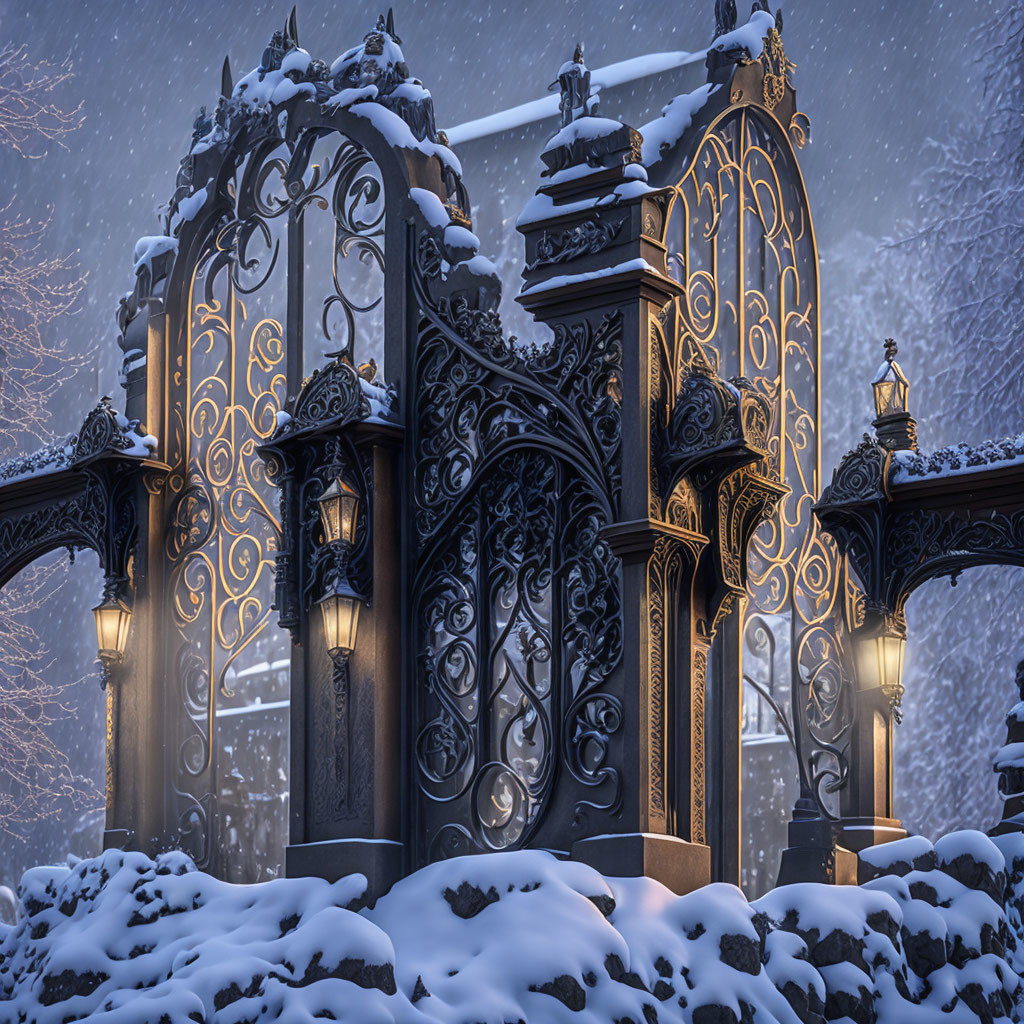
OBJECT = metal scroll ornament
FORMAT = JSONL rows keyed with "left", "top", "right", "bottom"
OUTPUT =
{"left": 161, "top": 114, "right": 388, "bottom": 873}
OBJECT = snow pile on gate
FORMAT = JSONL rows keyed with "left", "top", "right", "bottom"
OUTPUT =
{"left": 3, "top": 833, "right": 1024, "bottom": 1023}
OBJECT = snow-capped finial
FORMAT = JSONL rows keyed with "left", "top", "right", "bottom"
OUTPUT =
{"left": 714, "top": 0, "right": 738, "bottom": 39}
{"left": 386, "top": 8, "right": 402, "bottom": 44}
{"left": 549, "top": 42, "right": 592, "bottom": 128}
{"left": 258, "top": 7, "right": 299, "bottom": 79}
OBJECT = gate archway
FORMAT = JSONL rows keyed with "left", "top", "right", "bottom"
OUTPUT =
{"left": 0, "top": 5, "right": 844, "bottom": 895}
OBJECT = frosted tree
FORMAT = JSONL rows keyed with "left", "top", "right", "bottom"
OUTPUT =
{"left": 0, "top": 45, "right": 82, "bottom": 157}
{"left": 821, "top": 0, "right": 1024, "bottom": 839}
{"left": 0, "top": 46, "right": 98, "bottom": 841}
{"left": 0, "top": 561, "right": 100, "bottom": 832}
{"left": 0, "top": 45, "right": 87, "bottom": 450}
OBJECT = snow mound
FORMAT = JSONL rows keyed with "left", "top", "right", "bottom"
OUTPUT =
{"left": 3, "top": 834, "right": 1024, "bottom": 1023}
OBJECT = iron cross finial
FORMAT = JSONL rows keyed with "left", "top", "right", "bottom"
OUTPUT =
{"left": 884, "top": 337, "right": 898, "bottom": 362}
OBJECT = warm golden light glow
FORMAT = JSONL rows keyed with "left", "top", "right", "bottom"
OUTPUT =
{"left": 872, "top": 340, "right": 910, "bottom": 419}
{"left": 317, "top": 478, "right": 360, "bottom": 546}
{"left": 93, "top": 596, "right": 132, "bottom": 661}
{"left": 318, "top": 580, "right": 361, "bottom": 657}
{"left": 854, "top": 628, "right": 906, "bottom": 705}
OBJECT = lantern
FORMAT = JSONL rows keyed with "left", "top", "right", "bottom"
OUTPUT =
{"left": 854, "top": 623, "right": 906, "bottom": 716}
{"left": 318, "top": 577, "right": 362, "bottom": 661}
{"left": 872, "top": 337, "right": 910, "bottom": 420}
{"left": 317, "top": 478, "right": 359, "bottom": 547}
{"left": 92, "top": 595, "right": 132, "bottom": 671}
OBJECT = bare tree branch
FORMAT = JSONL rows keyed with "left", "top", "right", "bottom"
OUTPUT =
{"left": 0, "top": 45, "right": 83, "bottom": 158}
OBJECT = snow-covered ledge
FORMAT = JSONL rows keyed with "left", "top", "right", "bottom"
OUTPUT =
{"left": 2, "top": 829, "right": 1023, "bottom": 1022}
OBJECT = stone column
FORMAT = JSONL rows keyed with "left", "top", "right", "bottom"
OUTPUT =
{"left": 516, "top": 118, "right": 712, "bottom": 893}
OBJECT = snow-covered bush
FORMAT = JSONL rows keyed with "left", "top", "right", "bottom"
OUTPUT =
{"left": 2, "top": 830, "right": 1024, "bottom": 1023}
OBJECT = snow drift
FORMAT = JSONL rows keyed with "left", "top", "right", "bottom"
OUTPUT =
{"left": 2, "top": 830, "right": 1024, "bottom": 1023}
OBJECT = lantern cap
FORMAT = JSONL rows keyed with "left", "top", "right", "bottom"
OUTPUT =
{"left": 318, "top": 574, "right": 362, "bottom": 603}
{"left": 871, "top": 338, "right": 909, "bottom": 389}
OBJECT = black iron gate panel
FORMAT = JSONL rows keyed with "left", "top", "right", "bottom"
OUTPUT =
{"left": 409, "top": 249, "right": 625, "bottom": 861}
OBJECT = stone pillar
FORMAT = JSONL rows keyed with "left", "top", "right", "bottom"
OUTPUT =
{"left": 282, "top": 424, "right": 404, "bottom": 899}
{"left": 105, "top": 299, "right": 169, "bottom": 854}
{"left": 516, "top": 118, "right": 711, "bottom": 893}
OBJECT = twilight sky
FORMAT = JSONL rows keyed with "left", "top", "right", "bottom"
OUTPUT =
{"left": 0, "top": 0, "right": 998, "bottom": 442}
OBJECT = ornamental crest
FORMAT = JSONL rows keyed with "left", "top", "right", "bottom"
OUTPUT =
{"left": 760, "top": 26, "right": 794, "bottom": 111}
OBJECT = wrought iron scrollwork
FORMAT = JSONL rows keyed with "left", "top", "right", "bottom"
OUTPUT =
{"left": 411, "top": 221, "right": 624, "bottom": 858}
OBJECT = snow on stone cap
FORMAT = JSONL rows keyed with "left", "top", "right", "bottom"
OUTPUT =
{"left": 0, "top": 435, "right": 76, "bottom": 486}
{"left": 892, "top": 433, "right": 1024, "bottom": 483}
{"left": 641, "top": 83, "right": 718, "bottom": 167}
{"left": 710, "top": 9, "right": 776, "bottom": 61}
{"left": 542, "top": 115, "right": 628, "bottom": 156}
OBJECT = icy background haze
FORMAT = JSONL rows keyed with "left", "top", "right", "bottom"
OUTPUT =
{"left": 0, "top": 0, "right": 1020, "bottom": 893}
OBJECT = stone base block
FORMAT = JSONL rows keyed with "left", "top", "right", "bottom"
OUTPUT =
{"left": 286, "top": 839, "right": 403, "bottom": 903}
{"left": 777, "top": 817, "right": 858, "bottom": 886}
{"left": 778, "top": 842, "right": 858, "bottom": 886}
{"left": 571, "top": 833, "right": 710, "bottom": 894}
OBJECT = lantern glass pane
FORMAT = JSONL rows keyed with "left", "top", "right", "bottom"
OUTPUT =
{"left": 319, "top": 497, "right": 342, "bottom": 544}
{"left": 339, "top": 493, "right": 358, "bottom": 545}
{"left": 874, "top": 380, "right": 895, "bottom": 418}
{"left": 854, "top": 634, "right": 881, "bottom": 691}
{"left": 320, "top": 592, "right": 360, "bottom": 655}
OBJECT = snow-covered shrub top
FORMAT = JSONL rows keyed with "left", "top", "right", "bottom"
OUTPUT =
{"left": 3, "top": 830, "right": 1024, "bottom": 1023}
{"left": 892, "top": 434, "right": 1024, "bottom": 483}
{"left": 0, "top": 436, "right": 75, "bottom": 486}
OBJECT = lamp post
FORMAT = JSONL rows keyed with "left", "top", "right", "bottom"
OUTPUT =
{"left": 316, "top": 473, "right": 363, "bottom": 665}
{"left": 315, "top": 476, "right": 364, "bottom": 810}
{"left": 92, "top": 591, "right": 132, "bottom": 689}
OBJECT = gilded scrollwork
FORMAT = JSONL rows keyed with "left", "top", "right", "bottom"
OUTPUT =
{"left": 664, "top": 97, "right": 842, "bottom": 814}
